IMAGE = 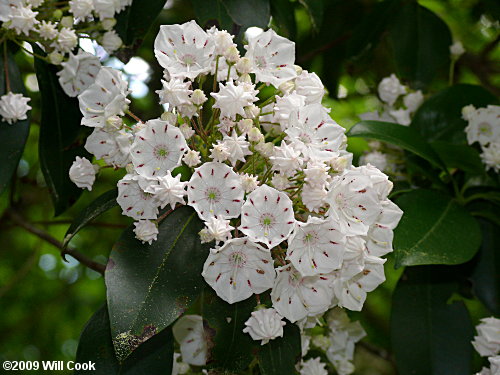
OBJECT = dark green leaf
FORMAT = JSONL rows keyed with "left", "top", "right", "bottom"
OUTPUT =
{"left": 431, "top": 141, "right": 484, "bottom": 175}
{"left": 221, "top": 0, "right": 271, "bottom": 30}
{"left": 411, "top": 84, "right": 499, "bottom": 144}
{"left": 33, "top": 45, "right": 91, "bottom": 216}
{"left": 391, "top": 266, "right": 474, "bottom": 375}
{"left": 298, "top": 0, "right": 324, "bottom": 31}
{"left": 202, "top": 291, "right": 259, "bottom": 372}
{"left": 347, "top": 120, "right": 445, "bottom": 169}
{"left": 270, "top": 0, "right": 297, "bottom": 39}
{"left": 470, "top": 219, "right": 500, "bottom": 314}
{"left": 258, "top": 323, "right": 301, "bottom": 375}
{"left": 388, "top": 3, "right": 451, "bottom": 88}
{"left": 105, "top": 206, "right": 209, "bottom": 360}
{"left": 191, "top": 0, "right": 234, "bottom": 30}
{"left": 0, "top": 45, "right": 30, "bottom": 195}
{"left": 63, "top": 189, "right": 118, "bottom": 249}
{"left": 393, "top": 189, "right": 482, "bottom": 268}
{"left": 75, "top": 305, "right": 174, "bottom": 374}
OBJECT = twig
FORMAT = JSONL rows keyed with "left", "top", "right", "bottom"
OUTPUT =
{"left": 126, "top": 110, "right": 144, "bottom": 124}
{"left": 6, "top": 209, "right": 106, "bottom": 275}
{"left": 358, "top": 341, "right": 396, "bottom": 366}
{"left": 32, "top": 219, "right": 126, "bottom": 229}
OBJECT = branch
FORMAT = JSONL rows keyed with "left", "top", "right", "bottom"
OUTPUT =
{"left": 358, "top": 341, "right": 396, "bottom": 366}
{"left": 6, "top": 209, "right": 106, "bottom": 275}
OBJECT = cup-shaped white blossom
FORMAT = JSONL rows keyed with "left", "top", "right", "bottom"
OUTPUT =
{"left": 187, "top": 162, "right": 244, "bottom": 221}
{"left": 172, "top": 315, "right": 208, "bottom": 366}
{"left": 69, "top": 156, "right": 96, "bottom": 190}
{"left": 157, "top": 78, "right": 193, "bottom": 107}
{"left": 271, "top": 264, "right": 333, "bottom": 323}
{"left": 287, "top": 216, "right": 346, "bottom": 276}
{"left": 243, "top": 308, "right": 286, "bottom": 345}
{"left": 211, "top": 81, "right": 258, "bottom": 120}
{"left": 78, "top": 67, "right": 130, "bottom": 128}
{"left": 295, "top": 70, "right": 325, "bottom": 104}
{"left": 130, "top": 119, "right": 188, "bottom": 178}
{"left": 133, "top": 220, "right": 159, "bottom": 244}
{"left": 244, "top": 29, "right": 297, "bottom": 87}
{"left": 377, "top": 74, "right": 407, "bottom": 106}
{"left": 464, "top": 105, "right": 500, "bottom": 146}
{"left": 0, "top": 92, "right": 31, "bottom": 124}
{"left": 239, "top": 184, "right": 295, "bottom": 248}
{"left": 57, "top": 50, "right": 101, "bottom": 97}
{"left": 365, "top": 200, "right": 403, "bottom": 257}
{"left": 202, "top": 237, "right": 275, "bottom": 304}
{"left": 117, "top": 174, "right": 159, "bottom": 220}
{"left": 150, "top": 170, "right": 187, "bottom": 209}
{"left": 300, "top": 357, "right": 328, "bottom": 375}
{"left": 85, "top": 128, "right": 132, "bottom": 167}
{"left": 154, "top": 20, "right": 215, "bottom": 80}
{"left": 472, "top": 317, "right": 500, "bottom": 357}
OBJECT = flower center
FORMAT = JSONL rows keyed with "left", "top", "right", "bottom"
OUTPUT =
{"left": 288, "top": 270, "right": 302, "bottom": 287}
{"left": 303, "top": 230, "right": 319, "bottom": 245}
{"left": 229, "top": 251, "right": 247, "bottom": 268}
{"left": 205, "top": 187, "right": 221, "bottom": 202}
{"left": 255, "top": 56, "right": 267, "bottom": 69}
{"left": 478, "top": 122, "right": 492, "bottom": 136}
{"left": 154, "top": 144, "right": 169, "bottom": 159}
{"left": 260, "top": 213, "right": 275, "bottom": 236}
{"left": 182, "top": 54, "right": 196, "bottom": 66}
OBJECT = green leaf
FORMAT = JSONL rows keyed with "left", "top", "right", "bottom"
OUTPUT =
{"left": 74, "top": 305, "right": 173, "bottom": 374}
{"left": 470, "top": 219, "right": 500, "bottom": 314}
{"left": 258, "top": 323, "right": 301, "bottom": 375}
{"left": 221, "top": 0, "right": 271, "bottom": 30}
{"left": 388, "top": 3, "right": 451, "bottom": 88}
{"left": 0, "top": 44, "right": 30, "bottom": 195}
{"left": 191, "top": 0, "right": 234, "bottom": 30}
{"left": 115, "top": 0, "right": 168, "bottom": 46}
{"left": 411, "top": 84, "right": 499, "bottom": 144}
{"left": 63, "top": 189, "right": 118, "bottom": 249}
{"left": 431, "top": 141, "right": 484, "bottom": 175}
{"left": 391, "top": 266, "right": 474, "bottom": 375}
{"left": 298, "top": 0, "right": 324, "bottom": 31}
{"left": 270, "top": 0, "right": 297, "bottom": 39}
{"left": 33, "top": 45, "right": 91, "bottom": 216}
{"left": 393, "top": 189, "right": 482, "bottom": 268}
{"left": 346, "top": 120, "right": 445, "bottom": 169}
{"left": 202, "top": 291, "right": 259, "bottom": 372}
{"left": 105, "top": 206, "right": 209, "bottom": 361}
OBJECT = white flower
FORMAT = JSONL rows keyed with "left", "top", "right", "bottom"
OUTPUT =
{"left": 304, "top": 161, "right": 331, "bottom": 189}
{"left": 403, "top": 90, "right": 424, "bottom": 113}
{"left": 179, "top": 123, "right": 195, "bottom": 139}
{"left": 133, "top": 220, "right": 158, "bottom": 244}
{"left": 183, "top": 149, "right": 201, "bottom": 167}
{"left": 472, "top": 317, "right": 500, "bottom": 357}
{"left": 224, "top": 45, "right": 240, "bottom": 64}
{"left": 210, "top": 142, "right": 230, "bottom": 162}
{"left": 244, "top": 29, "right": 297, "bottom": 87}
{"left": 365, "top": 200, "right": 403, "bottom": 257}
{"left": 220, "top": 130, "right": 251, "bottom": 166}
{"left": 271, "top": 173, "right": 290, "bottom": 190}
{"left": 450, "top": 41, "right": 465, "bottom": 58}
{"left": 295, "top": 70, "right": 325, "bottom": 104}
{"left": 389, "top": 108, "right": 411, "bottom": 126}
{"left": 207, "top": 26, "right": 235, "bottom": 56}
{"left": 37, "top": 20, "right": 58, "bottom": 40}
{"left": 273, "top": 92, "right": 306, "bottom": 129}
{"left": 243, "top": 308, "right": 286, "bottom": 345}
{"left": 270, "top": 141, "right": 303, "bottom": 176}
{"left": 240, "top": 173, "right": 259, "bottom": 193}
{"left": 489, "top": 356, "right": 500, "bottom": 375}
{"left": 377, "top": 74, "right": 407, "bottom": 106}
{"left": 101, "top": 30, "right": 122, "bottom": 54}
{"left": 190, "top": 89, "right": 207, "bottom": 105}
{"left": 157, "top": 78, "right": 192, "bottom": 107}
{"left": 235, "top": 56, "right": 253, "bottom": 74}
{"left": 154, "top": 20, "right": 215, "bottom": 80}
{"left": 286, "top": 216, "right": 346, "bottom": 276}
{"left": 300, "top": 357, "right": 328, "bottom": 375}
{"left": 172, "top": 353, "right": 190, "bottom": 375}
{"left": 239, "top": 184, "right": 295, "bottom": 248}
{"left": 173, "top": 315, "right": 208, "bottom": 366}
{"left": 117, "top": 174, "right": 159, "bottom": 220}
{"left": 7, "top": 5, "right": 39, "bottom": 36}
{"left": 69, "top": 0, "right": 93, "bottom": 19}
{"left": 85, "top": 128, "right": 132, "bottom": 167}
{"left": 237, "top": 118, "right": 253, "bottom": 134}
{"left": 187, "top": 162, "right": 244, "bottom": 221}
{"left": 57, "top": 50, "right": 101, "bottom": 97}
{"left": 211, "top": 81, "right": 258, "bottom": 120}
{"left": 359, "top": 151, "right": 388, "bottom": 171}
{"left": 201, "top": 217, "right": 233, "bottom": 244}
{"left": 301, "top": 185, "right": 328, "bottom": 213}
{"left": 69, "top": 156, "right": 96, "bottom": 190}
{"left": 202, "top": 237, "right": 275, "bottom": 304}
{"left": 271, "top": 264, "right": 333, "bottom": 323}
{"left": 130, "top": 119, "right": 188, "bottom": 178}
{"left": 481, "top": 141, "right": 500, "bottom": 173}
{"left": 0, "top": 92, "right": 31, "bottom": 124}
{"left": 93, "top": 0, "right": 119, "bottom": 19}
{"left": 52, "top": 27, "right": 78, "bottom": 53}
{"left": 248, "top": 127, "right": 264, "bottom": 143}
{"left": 464, "top": 105, "right": 500, "bottom": 146}
{"left": 79, "top": 67, "right": 130, "bottom": 128}
{"left": 150, "top": 171, "right": 186, "bottom": 209}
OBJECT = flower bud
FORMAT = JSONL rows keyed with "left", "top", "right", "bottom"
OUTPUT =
{"left": 224, "top": 46, "right": 240, "bottom": 64}
{"left": 161, "top": 111, "right": 177, "bottom": 124}
{"left": 48, "top": 51, "right": 64, "bottom": 65}
{"left": 101, "top": 18, "right": 117, "bottom": 31}
{"left": 236, "top": 57, "right": 253, "bottom": 74}
{"left": 279, "top": 80, "right": 295, "bottom": 95}
{"left": 125, "top": 163, "right": 135, "bottom": 174}
{"left": 105, "top": 115, "right": 123, "bottom": 131}
{"left": 179, "top": 123, "right": 195, "bottom": 139}
{"left": 237, "top": 118, "right": 253, "bottom": 133}
{"left": 60, "top": 16, "right": 74, "bottom": 28}
{"left": 191, "top": 89, "right": 207, "bottom": 105}
{"left": 248, "top": 127, "right": 264, "bottom": 143}
{"left": 238, "top": 73, "right": 252, "bottom": 84}
{"left": 244, "top": 104, "right": 260, "bottom": 119}
{"left": 52, "top": 9, "right": 63, "bottom": 20}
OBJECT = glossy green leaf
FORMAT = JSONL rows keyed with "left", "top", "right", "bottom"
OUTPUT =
{"left": 470, "top": 219, "right": 500, "bottom": 314}
{"left": 191, "top": 0, "right": 234, "bottom": 30}
{"left": 202, "top": 291, "right": 259, "bottom": 372}
{"left": 0, "top": 44, "right": 30, "bottom": 195}
{"left": 411, "top": 84, "right": 499, "bottom": 144}
{"left": 105, "top": 206, "right": 209, "bottom": 360}
{"left": 393, "top": 189, "right": 482, "bottom": 268}
{"left": 388, "top": 2, "right": 451, "bottom": 88}
{"left": 270, "top": 0, "right": 297, "bottom": 38}
{"left": 221, "top": 0, "right": 271, "bottom": 30}
{"left": 347, "top": 120, "right": 445, "bottom": 169}
{"left": 63, "top": 189, "right": 118, "bottom": 249}
{"left": 258, "top": 323, "right": 301, "bottom": 375}
{"left": 74, "top": 305, "right": 173, "bottom": 374}
{"left": 391, "top": 267, "right": 474, "bottom": 375}
{"left": 431, "top": 141, "right": 484, "bottom": 175}
{"left": 298, "top": 0, "right": 325, "bottom": 31}
{"left": 33, "top": 45, "right": 91, "bottom": 216}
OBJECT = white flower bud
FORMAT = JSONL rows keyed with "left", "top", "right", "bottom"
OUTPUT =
{"left": 69, "top": 156, "right": 96, "bottom": 190}
{"left": 101, "top": 30, "right": 122, "bottom": 54}
{"left": 48, "top": 51, "right": 64, "bottom": 65}
{"left": 237, "top": 118, "right": 253, "bottom": 133}
{"left": 0, "top": 92, "right": 31, "bottom": 124}
{"left": 179, "top": 123, "right": 195, "bottom": 139}
{"left": 450, "top": 41, "right": 465, "bottom": 58}
{"left": 191, "top": 89, "right": 207, "bottom": 105}
{"left": 255, "top": 141, "right": 274, "bottom": 157}
{"left": 183, "top": 149, "right": 201, "bottom": 167}
{"left": 125, "top": 163, "right": 135, "bottom": 174}
{"left": 461, "top": 104, "right": 476, "bottom": 121}
{"left": 105, "top": 115, "right": 123, "bottom": 132}
{"left": 248, "top": 127, "right": 264, "bottom": 143}
{"left": 60, "top": 16, "right": 74, "bottom": 28}
{"left": 279, "top": 80, "right": 295, "bottom": 95}
{"left": 294, "top": 64, "right": 303, "bottom": 75}
{"left": 133, "top": 220, "right": 158, "bottom": 244}
{"left": 199, "top": 228, "right": 213, "bottom": 243}
{"left": 240, "top": 173, "right": 259, "bottom": 193}
{"left": 238, "top": 73, "right": 253, "bottom": 84}
{"left": 235, "top": 57, "right": 253, "bottom": 74}
{"left": 243, "top": 308, "right": 286, "bottom": 345}
{"left": 210, "top": 143, "right": 230, "bottom": 162}
{"left": 224, "top": 46, "right": 240, "bottom": 64}
{"left": 160, "top": 111, "right": 177, "bottom": 124}
{"left": 101, "top": 18, "right": 117, "bottom": 31}
{"left": 245, "top": 104, "right": 260, "bottom": 119}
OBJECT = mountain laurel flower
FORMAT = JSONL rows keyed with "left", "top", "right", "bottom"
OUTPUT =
{"left": 7, "top": 5, "right": 39, "bottom": 35}
{"left": 183, "top": 149, "right": 201, "bottom": 167}
{"left": 69, "top": 156, "right": 97, "bottom": 190}
{"left": 480, "top": 141, "right": 500, "bottom": 173}
{"left": 211, "top": 81, "right": 258, "bottom": 120}
{"left": 150, "top": 171, "right": 187, "bottom": 209}
{"left": 191, "top": 89, "right": 207, "bottom": 105}
{"left": 52, "top": 27, "right": 78, "bottom": 52}
{"left": 243, "top": 308, "right": 286, "bottom": 345}
{"left": 295, "top": 70, "right": 325, "bottom": 104}
{"left": 377, "top": 74, "right": 407, "bottom": 106}
{"left": 403, "top": 90, "right": 424, "bottom": 113}
{"left": 201, "top": 217, "right": 234, "bottom": 244}
{"left": 240, "top": 173, "right": 259, "bottom": 193}
{"left": 210, "top": 142, "right": 231, "bottom": 162}
{"left": 0, "top": 92, "right": 31, "bottom": 124}
{"left": 472, "top": 317, "right": 500, "bottom": 357}
{"left": 237, "top": 118, "right": 253, "bottom": 134}
{"left": 173, "top": 315, "right": 208, "bottom": 366}
{"left": 85, "top": 128, "right": 132, "bottom": 167}
{"left": 69, "top": 0, "right": 94, "bottom": 19}
{"left": 300, "top": 357, "right": 328, "bottom": 375}
{"left": 179, "top": 123, "right": 195, "bottom": 140}
{"left": 133, "top": 220, "right": 158, "bottom": 244}
{"left": 117, "top": 174, "right": 159, "bottom": 220}
{"left": 157, "top": 78, "right": 193, "bottom": 107}
{"left": 37, "top": 20, "right": 58, "bottom": 40}
{"left": 57, "top": 51, "right": 101, "bottom": 97}
{"left": 464, "top": 105, "right": 500, "bottom": 146}
{"left": 208, "top": 27, "right": 235, "bottom": 56}
{"left": 248, "top": 127, "right": 264, "bottom": 143}
{"left": 101, "top": 30, "right": 123, "bottom": 54}
{"left": 221, "top": 131, "right": 251, "bottom": 166}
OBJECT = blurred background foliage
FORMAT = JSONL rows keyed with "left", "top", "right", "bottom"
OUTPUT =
{"left": 0, "top": 0, "right": 498, "bottom": 373}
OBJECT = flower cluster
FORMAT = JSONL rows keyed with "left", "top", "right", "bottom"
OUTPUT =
{"left": 463, "top": 104, "right": 500, "bottom": 173}
{"left": 69, "top": 20, "right": 403, "bottom": 373}
{"left": 0, "top": 91, "right": 31, "bottom": 124}
{"left": 473, "top": 317, "right": 500, "bottom": 375}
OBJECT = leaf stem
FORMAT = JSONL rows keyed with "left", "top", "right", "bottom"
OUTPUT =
{"left": 3, "top": 42, "right": 10, "bottom": 92}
